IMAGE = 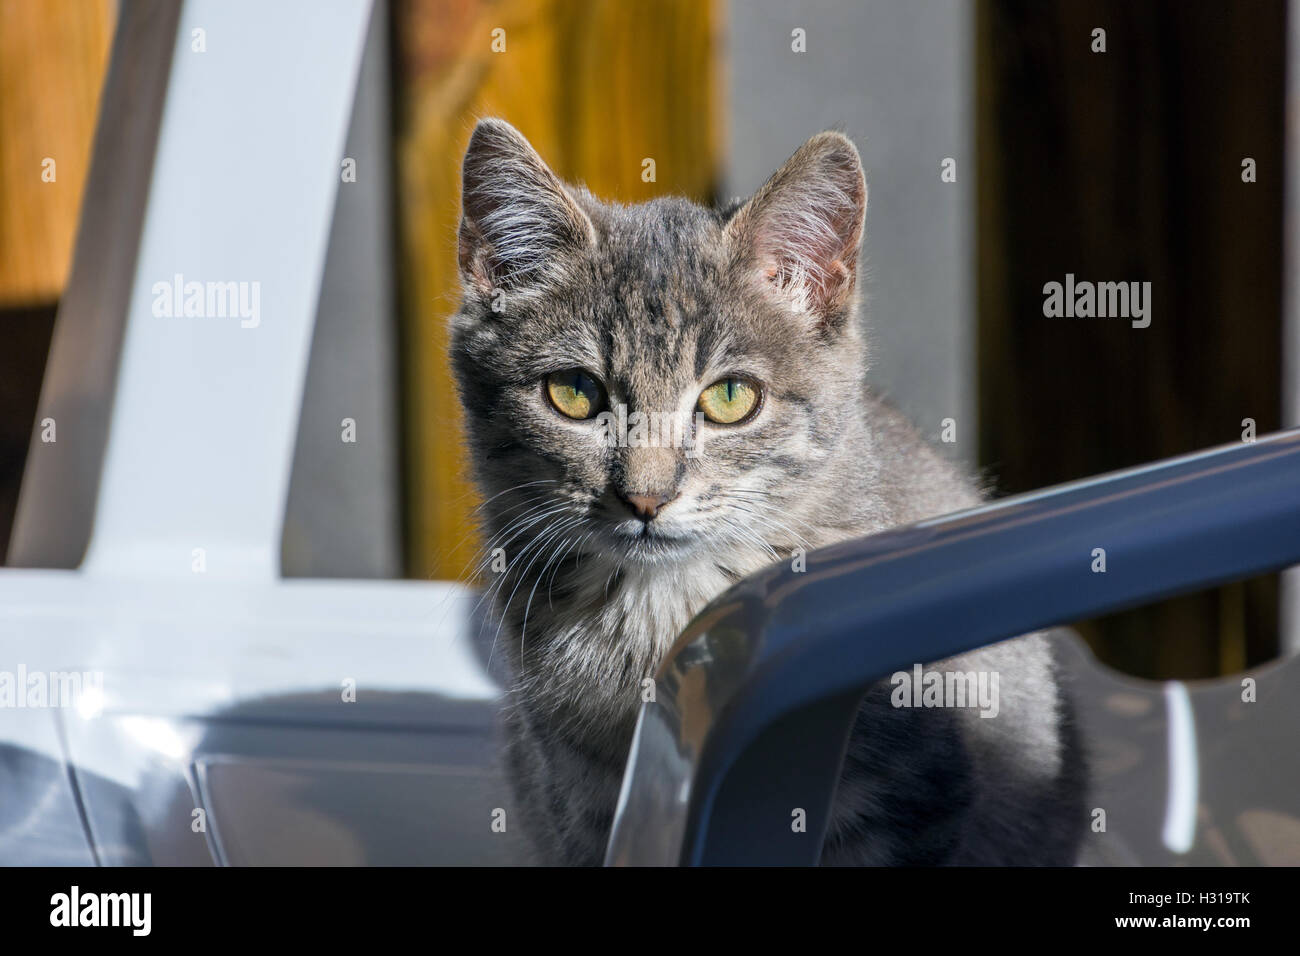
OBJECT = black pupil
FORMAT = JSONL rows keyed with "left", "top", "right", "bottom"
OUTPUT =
{"left": 725, "top": 379, "right": 736, "bottom": 402}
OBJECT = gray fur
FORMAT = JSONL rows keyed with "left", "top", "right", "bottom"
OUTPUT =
{"left": 450, "top": 118, "right": 1086, "bottom": 865}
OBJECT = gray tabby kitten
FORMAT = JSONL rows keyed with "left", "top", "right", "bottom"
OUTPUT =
{"left": 450, "top": 119, "right": 1085, "bottom": 866}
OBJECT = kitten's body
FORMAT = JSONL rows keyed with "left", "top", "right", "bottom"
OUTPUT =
{"left": 450, "top": 120, "right": 1086, "bottom": 865}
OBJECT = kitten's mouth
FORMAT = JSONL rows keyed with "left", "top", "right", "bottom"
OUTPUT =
{"left": 618, "top": 520, "right": 677, "bottom": 542}
{"left": 607, "top": 519, "right": 693, "bottom": 560}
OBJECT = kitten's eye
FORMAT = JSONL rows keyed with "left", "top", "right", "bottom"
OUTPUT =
{"left": 545, "top": 368, "right": 606, "bottom": 420}
{"left": 698, "top": 377, "right": 760, "bottom": 424}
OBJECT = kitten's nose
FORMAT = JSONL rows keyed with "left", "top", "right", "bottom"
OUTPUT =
{"left": 620, "top": 491, "right": 675, "bottom": 522}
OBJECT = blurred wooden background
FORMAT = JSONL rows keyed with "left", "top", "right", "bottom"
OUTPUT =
{"left": 977, "top": 0, "right": 1286, "bottom": 677}
{"left": 0, "top": 0, "right": 113, "bottom": 305}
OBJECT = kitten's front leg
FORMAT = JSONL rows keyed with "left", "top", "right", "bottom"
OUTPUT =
{"left": 822, "top": 679, "right": 976, "bottom": 865}
{"left": 503, "top": 700, "right": 626, "bottom": 866}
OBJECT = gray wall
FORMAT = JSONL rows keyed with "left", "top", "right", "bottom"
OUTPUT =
{"left": 726, "top": 0, "right": 974, "bottom": 459}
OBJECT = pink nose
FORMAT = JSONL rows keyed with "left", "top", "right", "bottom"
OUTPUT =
{"left": 620, "top": 491, "right": 674, "bottom": 521}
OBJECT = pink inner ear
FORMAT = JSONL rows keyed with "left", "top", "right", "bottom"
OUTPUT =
{"left": 758, "top": 248, "right": 853, "bottom": 306}
{"left": 751, "top": 201, "right": 861, "bottom": 315}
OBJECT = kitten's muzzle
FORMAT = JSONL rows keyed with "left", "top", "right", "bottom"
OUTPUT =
{"left": 618, "top": 491, "right": 678, "bottom": 522}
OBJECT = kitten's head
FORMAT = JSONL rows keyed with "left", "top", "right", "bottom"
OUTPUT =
{"left": 451, "top": 118, "right": 868, "bottom": 572}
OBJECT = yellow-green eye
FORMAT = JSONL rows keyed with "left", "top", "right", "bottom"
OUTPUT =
{"left": 698, "top": 377, "right": 760, "bottom": 424}
{"left": 545, "top": 368, "right": 606, "bottom": 420}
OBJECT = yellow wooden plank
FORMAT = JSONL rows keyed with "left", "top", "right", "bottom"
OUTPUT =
{"left": 393, "top": 0, "right": 721, "bottom": 581}
{"left": 0, "top": 0, "right": 114, "bottom": 306}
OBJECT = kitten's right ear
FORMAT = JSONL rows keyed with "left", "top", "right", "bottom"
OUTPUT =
{"left": 725, "top": 131, "right": 866, "bottom": 332}
{"left": 458, "top": 118, "right": 594, "bottom": 295}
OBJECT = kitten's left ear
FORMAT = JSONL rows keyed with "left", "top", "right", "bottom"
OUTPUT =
{"left": 725, "top": 131, "right": 867, "bottom": 331}
{"left": 458, "top": 118, "right": 594, "bottom": 295}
